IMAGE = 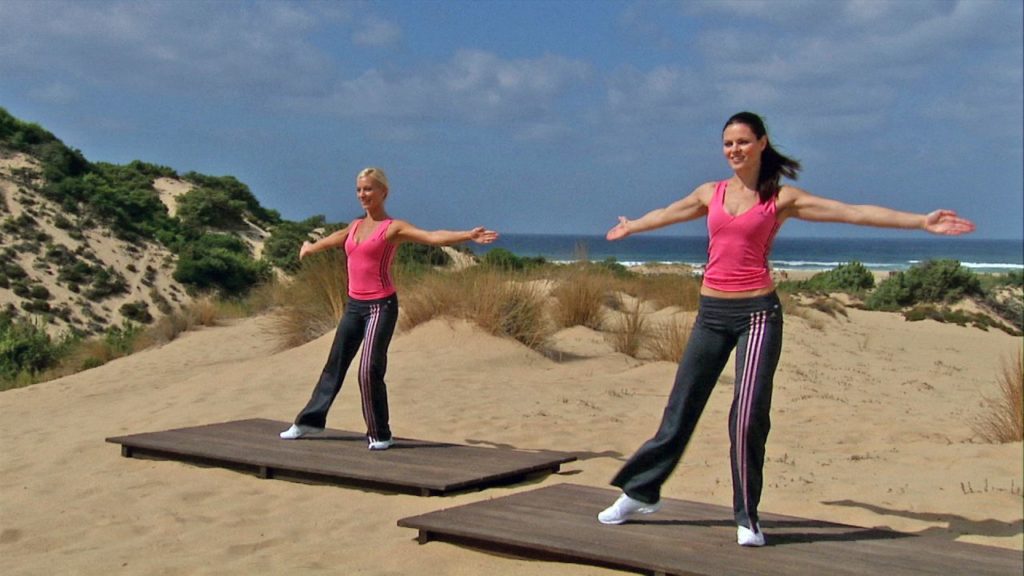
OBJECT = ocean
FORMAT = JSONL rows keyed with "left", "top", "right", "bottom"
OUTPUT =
{"left": 477, "top": 234, "right": 1024, "bottom": 274}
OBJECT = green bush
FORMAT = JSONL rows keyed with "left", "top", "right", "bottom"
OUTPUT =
{"left": 263, "top": 216, "right": 331, "bottom": 273}
{"left": 182, "top": 172, "right": 280, "bottom": 228}
{"left": 85, "top": 267, "right": 129, "bottom": 300}
{"left": 396, "top": 243, "right": 452, "bottom": 269}
{"left": 866, "top": 259, "right": 982, "bottom": 311}
{"left": 480, "top": 248, "right": 546, "bottom": 271}
{"left": 104, "top": 321, "right": 142, "bottom": 357}
{"left": 594, "top": 257, "right": 632, "bottom": 278}
{"left": 176, "top": 187, "right": 249, "bottom": 231}
{"left": 120, "top": 301, "right": 153, "bottom": 324}
{"left": 981, "top": 270, "right": 1024, "bottom": 291}
{"left": 793, "top": 261, "right": 874, "bottom": 293}
{"left": 173, "top": 233, "right": 271, "bottom": 296}
{"left": 0, "top": 312, "right": 64, "bottom": 383}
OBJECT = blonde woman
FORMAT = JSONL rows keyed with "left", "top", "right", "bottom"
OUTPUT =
{"left": 280, "top": 167, "right": 498, "bottom": 449}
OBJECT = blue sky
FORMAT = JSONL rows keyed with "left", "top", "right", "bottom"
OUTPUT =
{"left": 1, "top": 0, "right": 1021, "bottom": 239}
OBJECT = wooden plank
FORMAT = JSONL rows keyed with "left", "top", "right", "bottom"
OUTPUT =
{"left": 397, "top": 483, "right": 1023, "bottom": 576}
{"left": 106, "top": 418, "right": 575, "bottom": 496}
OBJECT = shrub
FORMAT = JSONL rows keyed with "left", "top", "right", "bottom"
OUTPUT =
{"left": 396, "top": 243, "right": 452, "bottom": 270}
{"left": 480, "top": 248, "right": 546, "bottom": 271}
{"left": 866, "top": 259, "right": 982, "bottom": 311}
{"left": 793, "top": 261, "right": 875, "bottom": 293}
{"left": 0, "top": 312, "right": 65, "bottom": 386}
{"left": 120, "top": 301, "right": 154, "bottom": 324}
{"left": 84, "top": 267, "right": 129, "bottom": 300}
{"left": 594, "top": 257, "right": 631, "bottom": 277}
{"left": 176, "top": 187, "right": 248, "bottom": 231}
{"left": 263, "top": 217, "right": 330, "bottom": 273}
{"left": 173, "top": 233, "right": 271, "bottom": 296}
{"left": 28, "top": 284, "right": 50, "bottom": 300}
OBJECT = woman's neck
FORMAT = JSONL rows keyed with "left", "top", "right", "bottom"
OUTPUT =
{"left": 364, "top": 208, "right": 389, "bottom": 221}
{"left": 732, "top": 166, "right": 760, "bottom": 192}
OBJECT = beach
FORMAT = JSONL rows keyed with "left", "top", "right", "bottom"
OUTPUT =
{"left": 1, "top": 300, "right": 1022, "bottom": 575}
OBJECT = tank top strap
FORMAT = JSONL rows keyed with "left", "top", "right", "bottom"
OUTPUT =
{"left": 374, "top": 219, "right": 394, "bottom": 241}
{"left": 710, "top": 180, "right": 728, "bottom": 215}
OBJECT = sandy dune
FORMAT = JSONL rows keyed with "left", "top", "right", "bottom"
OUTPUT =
{"left": 1, "top": 305, "right": 1021, "bottom": 575}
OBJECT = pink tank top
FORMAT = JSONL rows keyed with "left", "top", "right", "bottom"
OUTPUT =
{"left": 703, "top": 180, "right": 780, "bottom": 291}
{"left": 345, "top": 219, "right": 398, "bottom": 300}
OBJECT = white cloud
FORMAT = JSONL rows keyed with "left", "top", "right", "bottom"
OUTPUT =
{"left": 352, "top": 15, "right": 402, "bottom": 47}
{"left": 0, "top": 1, "right": 347, "bottom": 97}
{"left": 290, "top": 49, "right": 590, "bottom": 140}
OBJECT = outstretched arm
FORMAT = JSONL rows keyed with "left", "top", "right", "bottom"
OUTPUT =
{"left": 780, "top": 187, "right": 975, "bottom": 235}
{"left": 606, "top": 183, "right": 713, "bottom": 241}
{"left": 389, "top": 220, "right": 499, "bottom": 246}
{"left": 299, "top": 223, "right": 351, "bottom": 260}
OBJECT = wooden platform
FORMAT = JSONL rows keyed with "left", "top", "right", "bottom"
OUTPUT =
{"left": 106, "top": 418, "right": 576, "bottom": 496}
{"left": 398, "top": 483, "right": 1022, "bottom": 576}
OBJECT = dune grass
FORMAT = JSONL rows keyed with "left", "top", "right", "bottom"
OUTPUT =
{"left": 627, "top": 272, "right": 702, "bottom": 311}
{"left": 550, "top": 264, "right": 610, "bottom": 330}
{"left": 608, "top": 295, "right": 648, "bottom": 357}
{"left": 973, "top": 348, "right": 1024, "bottom": 443}
{"left": 269, "top": 251, "right": 348, "bottom": 348}
{"left": 398, "top": 267, "right": 551, "bottom": 350}
{"left": 646, "top": 314, "right": 692, "bottom": 362}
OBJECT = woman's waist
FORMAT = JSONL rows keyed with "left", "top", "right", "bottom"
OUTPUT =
{"left": 699, "top": 284, "right": 776, "bottom": 299}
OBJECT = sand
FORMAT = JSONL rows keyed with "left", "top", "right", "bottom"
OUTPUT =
{"left": 1, "top": 298, "right": 1021, "bottom": 575}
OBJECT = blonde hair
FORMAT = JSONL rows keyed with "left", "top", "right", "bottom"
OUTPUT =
{"left": 357, "top": 167, "right": 389, "bottom": 190}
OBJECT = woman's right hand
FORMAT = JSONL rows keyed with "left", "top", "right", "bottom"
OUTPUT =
{"left": 299, "top": 240, "right": 314, "bottom": 260}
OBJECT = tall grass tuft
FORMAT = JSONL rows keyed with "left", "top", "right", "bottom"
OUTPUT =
{"left": 272, "top": 251, "right": 348, "bottom": 348}
{"left": 973, "top": 349, "right": 1024, "bottom": 443}
{"left": 609, "top": 295, "right": 647, "bottom": 357}
{"left": 647, "top": 314, "right": 692, "bottom": 362}
{"left": 467, "top": 271, "right": 551, "bottom": 350}
{"left": 625, "top": 273, "right": 701, "bottom": 311}
{"left": 551, "top": 265, "right": 608, "bottom": 329}
{"left": 397, "top": 270, "right": 467, "bottom": 331}
{"left": 398, "top": 268, "right": 551, "bottom": 350}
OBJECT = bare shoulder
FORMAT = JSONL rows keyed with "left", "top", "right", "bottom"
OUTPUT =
{"left": 385, "top": 217, "right": 406, "bottom": 232}
{"left": 385, "top": 218, "right": 419, "bottom": 242}
{"left": 690, "top": 181, "right": 718, "bottom": 204}
{"left": 776, "top": 184, "right": 812, "bottom": 208}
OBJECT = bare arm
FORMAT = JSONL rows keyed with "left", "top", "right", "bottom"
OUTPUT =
{"left": 298, "top": 223, "right": 351, "bottom": 260}
{"left": 779, "top": 187, "right": 976, "bottom": 235}
{"left": 389, "top": 220, "right": 499, "bottom": 246}
{"left": 606, "top": 183, "right": 713, "bottom": 241}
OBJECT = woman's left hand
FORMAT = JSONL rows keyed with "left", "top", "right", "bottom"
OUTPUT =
{"left": 924, "top": 210, "right": 976, "bottom": 235}
{"left": 469, "top": 227, "right": 499, "bottom": 244}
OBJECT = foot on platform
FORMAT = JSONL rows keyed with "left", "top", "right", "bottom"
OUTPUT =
{"left": 598, "top": 492, "right": 662, "bottom": 525}
{"left": 737, "top": 523, "right": 765, "bottom": 547}
{"left": 279, "top": 424, "right": 324, "bottom": 439}
{"left": 368, "top": 437, "right": 394, "bottom": 451}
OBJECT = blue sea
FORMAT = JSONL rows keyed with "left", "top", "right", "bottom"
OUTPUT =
{"left": 477, "top": 234, "right": 1023, "bottom": 274}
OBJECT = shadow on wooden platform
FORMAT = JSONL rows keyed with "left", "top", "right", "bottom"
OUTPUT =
{"left": 106, "top": 418, "right": 576, "bottom": 496}
{"left": 397, "top": 483, "right": 1023, "bottom": 576}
